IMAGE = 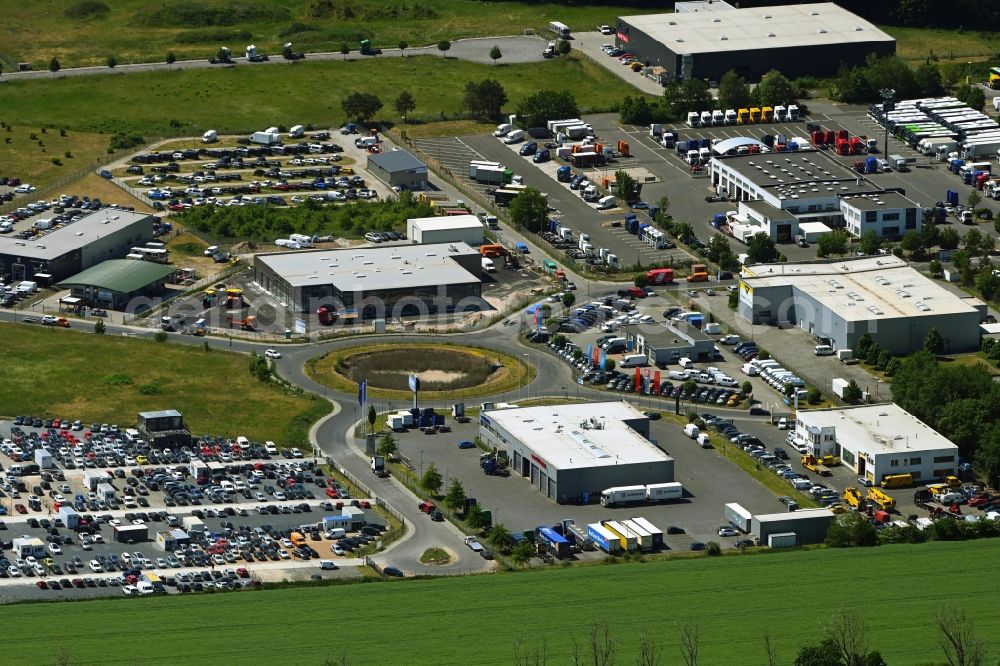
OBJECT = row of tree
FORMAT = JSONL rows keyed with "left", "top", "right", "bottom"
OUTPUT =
{"left": 620, "top": 68, "right": 800, "bottom": 125}
{"left": 503, "top": 607, "right": 988, "bottom": 666}
{"left": 832, "top": 54, "right": 986, "bottom": 109}
{"left": 888, "top": 333, "right": 1000, "bottom": 484}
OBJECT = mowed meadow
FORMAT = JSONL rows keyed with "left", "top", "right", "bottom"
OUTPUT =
{"left": 0, "top": 539, "right": 996, "bottom": 664}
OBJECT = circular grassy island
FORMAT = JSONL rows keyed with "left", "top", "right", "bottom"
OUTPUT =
{"left": 307, "top": 343, "right": 535, "bottom": 400}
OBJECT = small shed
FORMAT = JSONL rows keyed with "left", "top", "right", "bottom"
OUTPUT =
{"left": 798, "top": 221, "right": 833, "bottom": 242}
{"left": 12, "top": 537, "right": 46, "bottom": 558}
{"left": 322, "top": 515, "right": 352, "bottom": 531}
{"left": 84, "top": 470, "right": 109, "bottom": 491}
{"left": 341, "top": 505, "right": 368, "bottom": 530}
{"left": 155, "top": 529, "right": 191, "bottom": 552}
{"left": 96, "top": 482, "right": 117, "bottom": 501}
{"left": 182, "top": 516, "right": 206, "bottom": 536}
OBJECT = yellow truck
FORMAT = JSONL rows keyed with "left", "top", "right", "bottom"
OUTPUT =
{"left": 866, "top": 487, "right": 896, "bottom": 511}
{"left": 737, "top": 108, "right": 750, "bottom": 124}
{"left": 749, "top": 107, "right": 761, "bottom": 123}
{"left": 842, "top": 486, "right": 862, "bottom": 509}
{"left": 819, "top": 455, "right": 840, "bottom": 468}
{"left": 880, "top": 473, "right": 912, "bottom": 489}
{"left": 801, "top": 455, "right": 831, "bottom": 477}
{"left": 944, "top": 475, "right": 961, "bottom": 488}
{"left": 761, "top": 106, "right": 774, "bottom": 122}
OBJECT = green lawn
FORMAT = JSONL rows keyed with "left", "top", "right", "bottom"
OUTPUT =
{"left": 0, "top": 0, "right": 650, "bottom": 69}
{"left": 2, "top": 539, "right": 997, "bottom": 664}
{"left": 0, "top": 323, "right": 327, "bottom": 446}
{"left": 0, "top": 126, "right": 111, "bottom": 192}
{"left": 884, "top": 25, "right": 1000, "bottom": 63}
{"left": 0, "top": 54, "right": 642, "bottom": 136}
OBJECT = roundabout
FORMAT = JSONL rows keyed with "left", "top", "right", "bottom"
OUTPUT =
{"left": 306, "top": 342, "right": 536, "bottom": 400}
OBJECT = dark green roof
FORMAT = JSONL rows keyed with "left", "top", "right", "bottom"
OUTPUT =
{"left": 56, "top": 259, "right": 174, "bottom": 294}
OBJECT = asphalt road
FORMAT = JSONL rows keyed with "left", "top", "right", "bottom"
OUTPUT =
{"left": 0, "top": 36, "right": 548, "bottom": 82}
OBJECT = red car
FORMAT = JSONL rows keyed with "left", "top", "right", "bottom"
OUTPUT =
{"left": 14, "top": 504, "right": 27, "bottom": 514}
{"left": 325, "top": 488, "right": 339, "bottom": 499}
{"left": 236, "top": 567, "right": 249, "bottom": 578}
{"left": 36, "top": 580, "right": 48, "bottom": 590}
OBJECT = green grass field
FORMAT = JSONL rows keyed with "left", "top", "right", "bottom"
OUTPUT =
{"left": 0, "top": 323, "right": 327, "bottom": 445}
{"left": 2, "top": 539, "right": 997, "bottom": 664}
{"left": 0, "top": 54, "right": 639, "bottom": 137}
{"left": 0, "top": 0, "right": 644, "bottom": 69}
{"left": 0, "top": 126, "right": 111, "bottom": 191}
{"left": 884, "top": 25, "right": 1000, "bottom": 63}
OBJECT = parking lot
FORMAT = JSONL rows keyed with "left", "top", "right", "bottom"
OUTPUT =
{"left": 0, "top": 418, "right": 387, "bottom": 600}
{"left": 109, "top": 129, "right": 395, "bottom": 215}
{"left": 414, "top": 133, "right": 694, "bottom": 270}
{"left": 390, "top": 409, "right": 785, "bottom": 555}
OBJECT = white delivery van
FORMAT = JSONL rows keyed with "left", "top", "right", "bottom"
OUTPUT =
{"left": 668, "top": 370, "right": 688, "bottom": 381}
{"left": 619, "top": 354, "right": 648, "bottom": 368}
{"left": 683, "top": 423, "right": 700, "bottom": 439}
{"left": 596, "top": 195, "right": 616, "bottom": 210}
{"left": 678, "top": 357, "right": 694, "bottom": 369}
{"left": 697, "top": 433, "right": 711, "bottom": 448}
{"left": 814, "top": 345, "right": 835, "bottom": 356}
{"left": 504, "top": 129, "right": 526, "bottom": 144}
{"left": 202, "top": 129, "right": 218, "bottom": 143}
{"left": 741, "top": 363, "right": 759, "bottom": 376}
{"left": 703, "top": 323, "right": 721, "bottom": 335}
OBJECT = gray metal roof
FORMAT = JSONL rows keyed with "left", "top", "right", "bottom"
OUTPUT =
{"left": 367, "top": 149, "right": 427, "bottom": 174}
{"left": 625, "top": 321, "right": 710, "bottom": 347}
{"left": 139, "top": 409, "right": 183, "bottom": 419}
{"left": 742, "top": 199, "right": 797, "bottom": 221}
{"left": 619, "top": 3, "right": 894, "bottom": 55}
{"left": 0, "top": 210, "right": 154, "bottom": 260}
{"left": 255, "top": 242, "right": 480, "bottom": 291}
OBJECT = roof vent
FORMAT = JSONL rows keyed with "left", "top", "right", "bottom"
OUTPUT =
{"left": 763, "top": 14, "right": 772, "bottom": 19}
{"left": 676, "top": 38, "right": 684, "bottom": 42}
{"left": 810, "top": 10, "right": 820, "bottom": 15}
{"left": 713, "top": 17, "right": 721, "bottom": 22}
{"left": 767, "top": 32, "right": 775, "bottom": 38}
{"left": 668, "top": 20, "right": 676, "bottom": 25}
{"left": 817, "top": 28, "right": 827, "bottom": 34}
{"left": 855, "top": 27, "right": 863, "bottom": 31}
{"left": 720, "top": 35, "right": 728, "bottom": 40}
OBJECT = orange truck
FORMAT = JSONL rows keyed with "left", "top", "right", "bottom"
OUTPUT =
{"left": 480, "top": 244, "right": 510, "bottom": 259}
{"left": 686, "top": 264, "right": 709, "bottom": 282}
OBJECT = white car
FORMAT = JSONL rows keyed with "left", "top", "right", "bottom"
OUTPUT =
{"left": 330, "top": 545, "right": 345, "bottom": 556}
{"left": 203, "top": 245, "right": 219, "bottom": 256}
{"left": 718, "top": 526, "right": 739, "bottom": 537}
{"left": 264, "top": 348, "right": 281, "bottom": 359}
{"left": 47, "top": 543, "right": 62, "bottom": 555}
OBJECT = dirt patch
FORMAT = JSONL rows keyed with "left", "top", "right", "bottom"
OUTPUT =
{"left": 338, "top": 348, "right": 501, "bottom": 391}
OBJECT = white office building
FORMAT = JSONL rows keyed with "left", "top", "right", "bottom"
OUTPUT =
{"left": 794, "top": 404, "right": 959, "bottom": 485}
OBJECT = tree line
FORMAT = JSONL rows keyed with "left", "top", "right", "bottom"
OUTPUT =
{"left": 831, "top": 54, "right": 986, "bottom": 109}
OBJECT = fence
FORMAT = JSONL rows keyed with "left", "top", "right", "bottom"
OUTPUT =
{"left": 0, "top": 136, "right": 166, "bottom": 215}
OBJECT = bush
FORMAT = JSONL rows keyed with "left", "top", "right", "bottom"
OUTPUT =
{"left": 806, "top": 386, "right": 822, "bottom": 404}
{"left": 63, "top": 0, "right": 110, "bottom": 19}
{"left": 109, "top": 132, "right": 144, "bottom": 151}
{"left": 50, "top": 158, "right": 62, "bottom": 166}
{"left": 706, "top": 541, "right": 722, "bottom": 556}
{"left": 138, "top": 1, "right": 290, "bottom": 27}
{"left": 102, "top": 373, "right": 133, "bottom": 385}
{"left": 137, "top": 383, "right": 162, "bottom": 396}
{"left": 154, "top": 331, "right": 168, "bottom": 343}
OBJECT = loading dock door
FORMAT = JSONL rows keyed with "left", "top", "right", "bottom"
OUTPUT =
{"left": 547, "top": 477, "right": 556, "bottom": 499}
{"left": 530, "top": 464, "right": 539, "bottom": 486}
{"left": 539, "top": 471, "right": 548, "bottom": 492}
{"left": 521, "top": 455, "right": 530, "bottom": 477}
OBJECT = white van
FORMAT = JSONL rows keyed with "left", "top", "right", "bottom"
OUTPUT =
{"left": 741, "top": 363, "right": 759, "bottom": 376}
{"left": 683, "top": 423, "right": 700, "bottom": 439}
{"left": 596, "top": 195, "right": 616, "bottom": 210}
{"left": 814, "top": 345, "right": 835, "bottom": 356}
{"left": 697, "top": 433, "right": 711, "bottom": 448}
{"left": 678, "top": 357, "right": 694, "bottom": 369}
{"left": 620, "top": 354, "right": 648, "bottom": 368}
{"left": 668, "top": 370, "right": 689, "bottom": 381}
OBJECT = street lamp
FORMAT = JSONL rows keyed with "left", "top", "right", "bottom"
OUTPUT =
{"left": 879, "top": 88, "right": 895, "bottom": 158}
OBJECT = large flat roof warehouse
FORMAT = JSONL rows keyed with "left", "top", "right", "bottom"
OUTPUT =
{"left": 483, "top": 402, "right": 667, "bottom": 470}
{"left": 742, "top": 256, "right": 980, "bottom": 321}
{"left": 0, "top": 209, "right": 154, "bottom": 261}
{"left": 797, "top": 404, "right": 958, "bottom": 456}
{"left": 253, "top": 242, "right": 481, "bottom": 291}
{"left": 618, "top": 3, "right": 893, "bottom": 55}
{"left": 714, "top": 153, "right": 873, "bottom": 197}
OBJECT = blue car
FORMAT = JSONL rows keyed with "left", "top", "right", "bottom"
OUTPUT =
{"left": 458, "top": 440, "right": 476, "bottom": 449}
{"left": 533, "top": 150, "right": 550, "bottom": 164}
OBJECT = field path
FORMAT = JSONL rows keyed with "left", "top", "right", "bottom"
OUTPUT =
{"left": 0, "top": 36, "right": 548, "bottom": 81}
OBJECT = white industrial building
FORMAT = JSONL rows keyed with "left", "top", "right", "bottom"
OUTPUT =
{"left": 794, "top": 403, "right": 959, "bottom": 486}
{"left": 406, "top": 214, "right": 484, "bottom": 246}
{"left": 478, "top": 401, "right": 674, "bottom": 504}
{"left": 751, "top": 509, "right": 834, "bottom": 545}
{"left": 739, "top": 256, "right": 984, "bottom": 354}
{"left": 253, "top": 242, "right": 484, "bottom": 318}
{"left": 711, "top": 152, "right": 923, "bottom": 242}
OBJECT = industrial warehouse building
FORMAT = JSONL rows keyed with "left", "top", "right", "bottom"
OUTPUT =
{"left": 56, "top": 259, "right": 175, "bottom": 310}
{"left": 0, "top": 209, "right": 155, "bottom": 283}
{"left": 253, "top": 242, "right": 484, "bottom": 318}
{"left": 739, "top": 257, "right": 983, "bottom": 354}
{"left": 794, "top": 404, "right": 959, "bottom": 486}
{"left": 406, "top": 214, "right": 484, "bottom": 246}
{"left": 623, "top": 321, "right": 715, "bottom": 366}
{"left": 615, "top": 2, "right": 895, "bottom": 82}
{"left": 711, "top": 152, "right": 924, "bottom": 242}
{"left": 478, "top": 402, "right": 674, "bottom": 503}
{"left": 752, "top": 508, "right": 834, "bottom": 545}
{"left": 366, "top": 149, "right": 428, "bottom": 191}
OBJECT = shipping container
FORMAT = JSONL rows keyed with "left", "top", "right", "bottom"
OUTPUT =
{"left": 587, "top": 523, "right": 622, "bottom": 554}
{"left": 602, "top": 520, "right": 639, "bottom": 552}
{"left": 724, "top": 502, "right": 752, "bottom": 532}
{"left": 628, "top": 516, "right": 663, "bottom": 548}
